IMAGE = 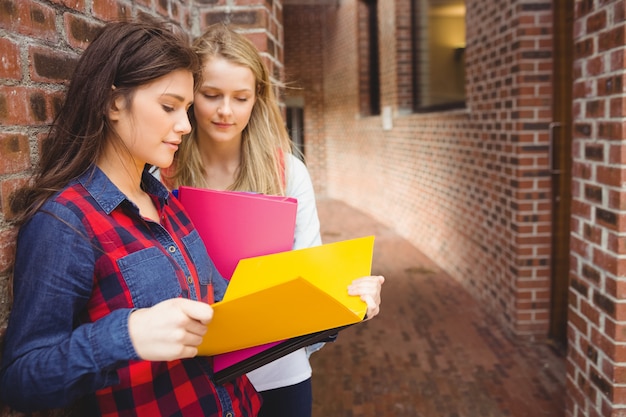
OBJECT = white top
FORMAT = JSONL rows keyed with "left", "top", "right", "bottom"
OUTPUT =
{"left": 246, "top": 153, "right": 323, "bottom": 392}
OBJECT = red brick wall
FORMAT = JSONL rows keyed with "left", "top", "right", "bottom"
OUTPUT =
{"left": 198, "top": 0, "right": 283, "bottom": 84}
{"left": 286, "top": 0, "right": 554, "bottom": 337}
{"left": 463, "top": 0, "right": 555, "bottom": 336}
{"left": 284, "top": 6, "right": 328, "bottom": 196}
{"left": 568, "top": 0, "right": 626, "bottom": 415}
{"left": 0, "top": 1, "right": 280, "bottom": 416}
{"left": 284, "top": 1, "right": 626, "bottom": 415}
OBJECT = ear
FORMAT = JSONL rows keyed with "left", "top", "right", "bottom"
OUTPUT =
{"left": 108, "top": 95, "right": 126, "bottom": 121}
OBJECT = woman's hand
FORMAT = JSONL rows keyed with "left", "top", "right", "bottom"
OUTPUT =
{"left": 128, "top": 298, "right": 214, "bottom": 361}
{"left": 348, "top": 275, "right": 385, "bottom": 320}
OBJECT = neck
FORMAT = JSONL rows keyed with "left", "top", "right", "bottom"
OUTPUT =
{"left": 196, "top": 133, "right": 242, "bottom": 190}
{"left": 97, "top": 142, "right": 145, "bottom": 198}
{"left": 97, "top": 145, "right": 161, "bottom": 222}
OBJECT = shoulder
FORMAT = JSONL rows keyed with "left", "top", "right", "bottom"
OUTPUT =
{"left": 42, "top": 182, "right": 92, "bottom": 222}
{"left": 18, "top": 186, "right": 93, "bottom": 253}
{"left": 285, "top": 155, "right": 314, "bottom": 200}
{"left": 285, "top": 153, "right": 311, "bottom": 184}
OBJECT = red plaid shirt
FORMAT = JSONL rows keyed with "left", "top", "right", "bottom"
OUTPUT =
{"left": 0, "top": 167, "right": 261, "bottom": 417}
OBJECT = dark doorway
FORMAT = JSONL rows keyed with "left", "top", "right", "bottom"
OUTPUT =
{"left": 287, "top": 105, "right": 305, "bottom": 159}
{"left": 549, "top": 0, "right": 574, "bottom": 354}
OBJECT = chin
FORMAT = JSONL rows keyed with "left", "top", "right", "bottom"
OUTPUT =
{"left": 154, "top": 159, "right": 174, "bottom": 169}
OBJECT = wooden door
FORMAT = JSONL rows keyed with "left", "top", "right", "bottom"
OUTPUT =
{"left": 548, "top": 0, "right": 573, "bottom": 354}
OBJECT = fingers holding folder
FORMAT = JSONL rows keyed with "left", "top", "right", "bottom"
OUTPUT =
{"left": 348, "top": 275, "right": 385, "bottom": 320}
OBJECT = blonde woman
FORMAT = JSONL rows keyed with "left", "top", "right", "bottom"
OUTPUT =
{"left": 164, "top": 24, "right": 384, "bottom": 417}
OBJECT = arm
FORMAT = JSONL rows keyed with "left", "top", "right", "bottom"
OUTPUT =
{"left": 285, "top": 155, "right": 331, "bottom": 355}
{"left": 0, "top": 204, "right": 136, "bottom": 411}
{"left": 285, "top": 154, "right": 322, "bottom": 250}
{"left": 285, "top": 155, "right": 384, "bottom": 322}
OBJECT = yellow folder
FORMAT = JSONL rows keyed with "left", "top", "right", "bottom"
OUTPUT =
{"left": 197, "top": 235, "right": 375, "bottom": 356}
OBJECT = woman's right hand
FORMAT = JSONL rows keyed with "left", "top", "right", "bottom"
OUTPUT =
{"left": 128, "top": 298, "right": 214, "bottom": 361}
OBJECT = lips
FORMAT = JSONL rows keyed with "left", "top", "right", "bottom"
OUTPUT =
{"left": 164, "top": 141, "right": 180, "bottom": 151}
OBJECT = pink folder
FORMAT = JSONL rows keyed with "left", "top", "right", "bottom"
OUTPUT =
{"left": 177, "top": 186, "right": 297, "bottom": 280}
{"left": 176, "top": 186, "right": 298, "bottom": 373}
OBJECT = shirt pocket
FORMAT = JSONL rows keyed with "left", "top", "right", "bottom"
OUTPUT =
{"left": 181, "top": 229, "right": 224, "bottom": 302}
{"left": 181, "top": 230, "right": 213, "bottom": 286}
{"left": 117, "top": 247, "right": 182, "bottom": 308}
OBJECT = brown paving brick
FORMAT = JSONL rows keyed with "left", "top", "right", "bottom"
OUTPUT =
{"left": 310, "top": 198, "right": 566, "bottom": 417}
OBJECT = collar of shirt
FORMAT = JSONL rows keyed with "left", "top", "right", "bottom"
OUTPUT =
{"left": 77, "top": 165, "right": 170, "bottom": 214}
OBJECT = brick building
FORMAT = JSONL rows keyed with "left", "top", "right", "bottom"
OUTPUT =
{"left": 0, "top": 0, "right": 624, "bottom": 416}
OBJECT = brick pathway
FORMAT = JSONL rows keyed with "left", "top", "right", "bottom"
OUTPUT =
{"left": 310, "top": 198, "right": 566, "bottom": 417}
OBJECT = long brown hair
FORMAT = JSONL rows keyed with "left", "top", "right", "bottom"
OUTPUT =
{"left": 10, "top": 20, "right": 201, "bottom": 225}
{"left": 167, "top": 24, "right": 294, "bottom": 195}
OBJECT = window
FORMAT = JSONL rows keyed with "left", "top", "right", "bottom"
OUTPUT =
{"left": 286, "top": 104, "right": 304, "bottom": 159}
{"left": 359, "top": 0, "right": 380, "bottom": 116}
{"left": 285, "top": 96, "right": 305, "bottom": 158}
{"left": 412, "top": 0, "right": 466, "bottom": 112}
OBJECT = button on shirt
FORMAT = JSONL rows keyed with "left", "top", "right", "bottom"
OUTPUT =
{"left": 0, "top": 166, "right": 261, "bottom": 417}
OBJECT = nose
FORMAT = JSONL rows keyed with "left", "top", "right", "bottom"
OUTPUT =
{"left": 216, "top": 98, "right": 232, "bottom": 117}
{"left": 176, "top": 111, "right": 192, "bottom": 135}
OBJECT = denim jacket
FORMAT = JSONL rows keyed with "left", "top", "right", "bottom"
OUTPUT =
{"left": 0, "top": 167, "right": 260, "bottom": 416}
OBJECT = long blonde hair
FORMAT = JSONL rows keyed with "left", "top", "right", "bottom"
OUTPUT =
{"left": 168, "top": 23, "right": 293, "bottom": 196}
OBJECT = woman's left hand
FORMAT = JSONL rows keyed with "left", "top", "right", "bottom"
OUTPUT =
{"left": 348, "top": 275, "right": 385, "bottom": 320}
